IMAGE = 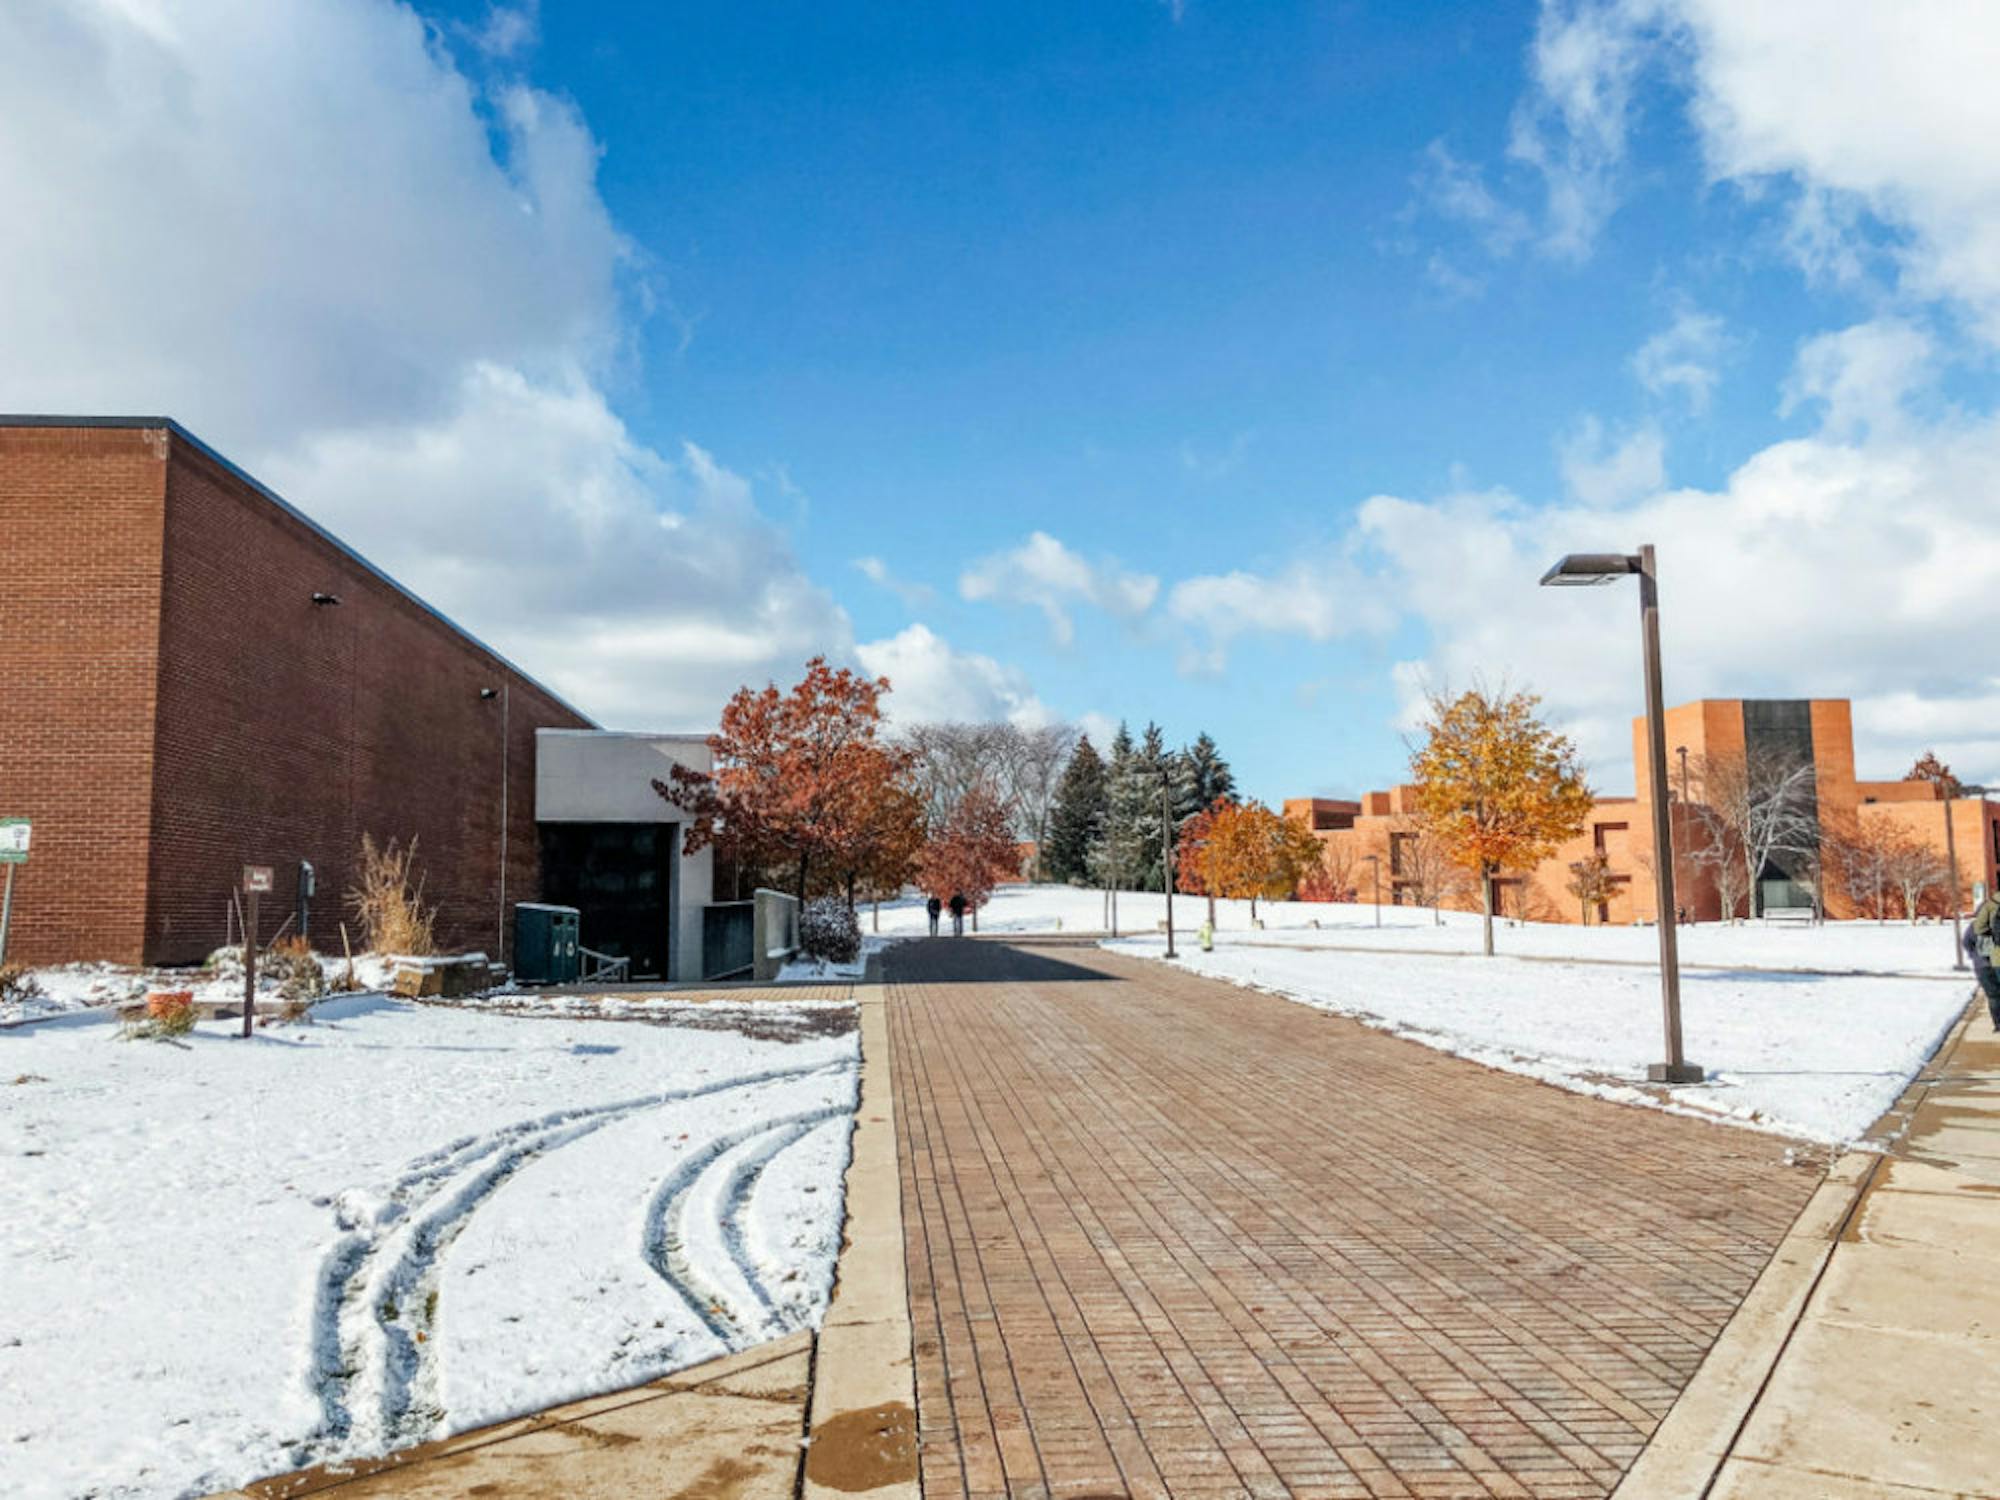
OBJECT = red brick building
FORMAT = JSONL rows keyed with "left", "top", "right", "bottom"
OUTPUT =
{"left": 0, "top": 417, "right": 595, "bottom": 966}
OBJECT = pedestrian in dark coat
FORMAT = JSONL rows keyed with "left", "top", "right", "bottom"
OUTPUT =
{"left": 1966, "top": 890, "right": 2000, "bottom": 1032}
{"left": 926, "top": 895, "right": 942, "bottom": 937}
{"left": 949, "top": 892, "right": 967, "bottom": 937}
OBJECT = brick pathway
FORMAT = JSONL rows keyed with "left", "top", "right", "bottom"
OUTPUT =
{"left": 886, "top": 937, "right": 1820, "bottom": 1500}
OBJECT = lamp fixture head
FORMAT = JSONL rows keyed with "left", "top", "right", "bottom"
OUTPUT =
{"left": 1538, "top": 553, "right": 1639, "bottom": 587}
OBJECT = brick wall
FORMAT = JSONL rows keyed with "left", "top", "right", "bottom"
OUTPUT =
{"left": 0, "top": 426, "right": 167, "bottom": 964}
{"left": 0, "top": 421, "right": 593, "bottom": 966}
{"left": 144, "top": 434, "right": 592, "bottom": 964}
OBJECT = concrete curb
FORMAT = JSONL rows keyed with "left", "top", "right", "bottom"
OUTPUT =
{"left": 1609, "top": 1151, "right": 1879, "bottom": 1499}
{"left": 800, "top": 982, "right": 920, "bottom": 1499}
{"left": 1612, "top": 997, "right": 1985, "bottom": 1499}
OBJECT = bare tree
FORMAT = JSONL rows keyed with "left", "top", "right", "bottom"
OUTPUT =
{"left": 1565, "top": 852, "right": 1616, "bottom": 925}
{"left": 1683, "top": 748, "right": 1820, "bottom": 919}
{"left": 1387, "top": 818, "right": 1466, "bottom": 926}
{"left": 1824, "top": 817, "right": 1892, "bottom": 920}
{"left": 903, "top": 722, "right": 1018, "bottom": 828}
{"left": 1883, "top": 826, "right": 1952, "bottom": 921}
{"left": 996, "top": 723, "right": 1078, "bottom": 881}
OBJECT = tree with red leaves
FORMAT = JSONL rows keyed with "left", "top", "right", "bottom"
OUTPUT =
{"left": 1175, "top": 800, "right": 1224, "bottom": 924}
{"left": 918, "top": 783, "right": 1019, "bottom": 924}
{"left": 655, "top": 656, "right": 910, "bottom": 904}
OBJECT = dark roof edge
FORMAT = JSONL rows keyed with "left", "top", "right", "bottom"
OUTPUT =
{"left": 0, "top": 414, "right": 599, "bottom": 728}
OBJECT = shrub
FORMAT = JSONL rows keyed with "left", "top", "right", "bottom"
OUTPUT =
{"left": 0, "top": 963, "right": 46, "bottom": 1007}
{"left": 798, "top": 896, "right": 861, "bottom": 966}
{"left": 137, "top": 989, "right": 197, "bottom": 1039}
{"left": 265, "top": 935, "right": 326, "bottom": 1013}
{"left": 346, "top": 834, "right": 438, "bottom": 956}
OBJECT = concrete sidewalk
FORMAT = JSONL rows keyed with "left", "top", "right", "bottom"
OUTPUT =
{"left": 1617, "top": 997, "right": 2000, "bottom": 1499}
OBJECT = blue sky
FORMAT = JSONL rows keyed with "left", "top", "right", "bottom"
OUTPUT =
{"left": 6, "top": 1, "right": 1999, "bottom": 798}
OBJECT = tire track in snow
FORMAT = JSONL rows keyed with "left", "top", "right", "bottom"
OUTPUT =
{"left": 299, "top": 1060, "right": 850, "bottom": 1466}
{"left": 641, "top": 1105, "right": 852, "bottom": 1344}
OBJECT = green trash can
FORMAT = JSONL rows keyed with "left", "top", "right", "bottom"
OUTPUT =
{"left": 514, "top": 903, "right": 581, "bottom": 984}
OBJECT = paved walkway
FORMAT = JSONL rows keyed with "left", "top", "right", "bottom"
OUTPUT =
{"left": 886, "top": 937, "right": 1823, "bottom": 1500}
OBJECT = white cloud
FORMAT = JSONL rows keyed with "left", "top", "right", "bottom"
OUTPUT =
{"left": 855, "top": 624, "right": 1051, "bottom": 729}
{"left": 1358, "top": 401, "right": 2000, "bottom": 788}
{"left": 466, "top": 3, "right": 538, "bottom": 58}
{"left": 0, "top": 0, "right": 865, "bottom": 732}
{"left": 1778, "top": 318, "right": 1935, "bottom": 438}
{"left": 853, "top": 555, "right": 936, "bottom": 609}
{"left": 1632, "top": 305, "right": 1729, "bottom": 410}
{"left": 1557, "top": 417, "right": 1666, "bottom": 507}
{"left": 263, "top": 370, "right": 852, "bottom": 729}
{"left": 1166, "top": 555, "right": 1398, "bottom": 672}
{"left": 959, "top": 531, "right": 1159, "bottom": 646}
{"left": 1674, "top": 0, "right": 2000, "bottom": 337}
{"left": 1501, "top": 1, "right": 2000, "bottom": 342}
{"left": 1415, "top": 140, "right": 1531, "bottom": 257}
{"left": 1506, "top": 0, "right": 1660, "bottom": 261}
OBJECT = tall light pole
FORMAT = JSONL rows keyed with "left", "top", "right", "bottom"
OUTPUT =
{"left": 1541, "top": 545, "right": 1702, "bottom": 1084}
{"left": 1943, "top": 783, "right": 1988, "bottom": 972}
{"left": 1160, "top": 775, "right": 1177, "bottom": 959}
{"left": 1363, "top": 853, "right": 1382, "bottom": 927}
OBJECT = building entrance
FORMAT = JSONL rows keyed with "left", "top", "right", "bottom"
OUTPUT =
{"left": 536, "top": 822, "right": 677, "bottom": 978}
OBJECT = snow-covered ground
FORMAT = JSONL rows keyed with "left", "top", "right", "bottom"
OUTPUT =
{"left": 873, "top": 883, "right": 1966, "bottom": 974}
{"left": 1106, "top": 933, "right": 1966, "bottom": 1145}
{"left": 0, "top": 992, "right": 858, "bottom": 1500}
{"left": 877, "top": 885, "right": 1970, "bottom": 1145}
{"left": 1, "top": 951, "right": 408, "bottom": 1026}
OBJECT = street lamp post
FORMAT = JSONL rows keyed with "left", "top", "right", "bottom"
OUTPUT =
{"left": 1160, "top": 776, "right": 1177, "bottom": 959}
{"left": 1943, "top": 783, "right": 1989, "bottom": 972}
{"left": 1541, "top": 544, "right": 1702, "bottom": 1084}
{"left": 1363, "top": 853, "right": 1381, "bottom": 927}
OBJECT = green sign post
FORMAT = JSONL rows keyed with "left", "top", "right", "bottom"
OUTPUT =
{"left": 0, "top": 818, "right": 29, "bottom": 967}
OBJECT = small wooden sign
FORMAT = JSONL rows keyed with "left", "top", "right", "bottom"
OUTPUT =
{"left": 243, "top": 864, "right": 276, "bottom": 894}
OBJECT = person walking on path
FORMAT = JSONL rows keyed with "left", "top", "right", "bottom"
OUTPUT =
{"left": 1966, "top": 888, "right": 2000, "bottom": 1031}
{"left": 927, "top": 895, "right": 942, "bottom": 937}
{"left": 949, "top": 892, "right": 967, "bottom": 937}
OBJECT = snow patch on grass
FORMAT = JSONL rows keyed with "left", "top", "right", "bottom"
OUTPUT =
{"left": 0, "top": 996, "right": 857, "bottom": 1497}
{"left": 1106, "top": 934, "right": 1968, "bottom": 1145}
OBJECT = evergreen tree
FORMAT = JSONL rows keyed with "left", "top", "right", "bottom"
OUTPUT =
{"left": 1089, "top": 723, "right": 1148, "bottom": 890}
{"left": 1044, "top": 736, "right": 1108, "bottom": 884}
{"left": 1184, "top": 732, "right": 1235, "bottom": 810}
{"left": 1107, "top": 722, "right": 1189, "bottom": 891}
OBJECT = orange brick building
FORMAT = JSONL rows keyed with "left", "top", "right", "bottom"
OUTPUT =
{"left": 1287, "top": 698, "right": 2000, "bottom": 925}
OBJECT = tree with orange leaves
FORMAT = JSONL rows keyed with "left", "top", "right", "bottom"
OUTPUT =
{"left": 1409, "top": 686, "right": 1593, "bottom": 956}
{"left": 1197, "top": 800, "right": 1323, "bottom": 922}
{"left": 656, "top": 656, "right": 911, "bottom": 904}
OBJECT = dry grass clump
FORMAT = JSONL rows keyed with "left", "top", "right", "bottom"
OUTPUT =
{"left": 0, "top": 963, "right": 46, "bottom": 1006}
{"left": 345, "top": 834, "right": 438, "bottom": 957}
{"left": 265, "top": 934, "right": 326, "bottom": 1017}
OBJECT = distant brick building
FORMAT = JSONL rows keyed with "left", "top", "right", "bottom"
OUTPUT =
{"left": 0, "top": 417, "right": 658, "bottom": 968}
{"left": 1288, "top": 698, "right": 2000, "bottom": 926}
